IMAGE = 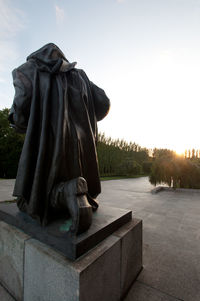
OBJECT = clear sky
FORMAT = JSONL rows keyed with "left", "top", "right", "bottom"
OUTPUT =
{"left": 1, "top": 0, "right": 200, "bottom": 154}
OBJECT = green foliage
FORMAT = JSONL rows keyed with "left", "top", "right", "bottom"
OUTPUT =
{"left": 101, "top": 175, "right": 144, "bottom": 181}
{"left": 149, "top": 149, "right": 200, "bottom": 189}
{"left": 0, "top": 109, "right": 151, "bottom": 179}
{"left": 97, "top": 133, "right": 150, "bottom": 177}
{"left": 152, "top": 148, "right": 175, "bottom": 159}
{"left": 117, "top": 160, "right": 142, "bottom": 176}
{"left": 142, "top": 161, "right": 152, "bottom": 173}
{"left": 0, "top": 108, "right": 24, "bottom": 178}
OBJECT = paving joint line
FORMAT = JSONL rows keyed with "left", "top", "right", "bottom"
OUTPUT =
{"left": 137, "top": 280, "right": 184, "bottom": 301}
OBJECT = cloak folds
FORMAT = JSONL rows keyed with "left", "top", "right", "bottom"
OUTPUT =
{"left": 9, "top": 43, "right": 110, "bottom": 225}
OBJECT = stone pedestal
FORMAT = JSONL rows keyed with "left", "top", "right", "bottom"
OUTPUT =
{"left": 0, "top": 203, "right": 132, "bottom": 260}
{"left": 0, "top": 222, "right": 30, "bottom": 301}
{"left": 0, "top": 212, "right": 142, "bottom": 300}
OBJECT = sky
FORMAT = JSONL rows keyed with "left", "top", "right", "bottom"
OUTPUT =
{"left": 1, "top": 0, "right": 200, "bottom": 154}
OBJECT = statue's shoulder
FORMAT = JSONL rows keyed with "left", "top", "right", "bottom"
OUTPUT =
{"left": 12, "top": 61, "right": 35, "bottom": 83}
{"left": 14, "top": 60, "right": 34, "bottom": 73}
{"left": 75, "top": 69, "right": 90, "bottom": 84}
{"left": 74, "top": 68, "right": 86, "bottom": 76}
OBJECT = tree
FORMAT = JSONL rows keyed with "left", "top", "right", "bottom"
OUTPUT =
{"left": 97, "top": 133, "right": 151, "bottom": 177}
{"left": 0, "top": 108, "right": 24, "bottom": 178}
{"left": 149, "top": 149, "right": 200, "bottom": 189}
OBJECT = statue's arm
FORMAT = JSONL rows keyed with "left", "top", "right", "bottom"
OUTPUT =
{"left": 9, "top": 69, "right": 32, "bottom": 133}
{"left": 78, "top": 69, "right": 110, "bottom": 121}
{"left": 89, "top": 82, "right": 110, "bottom": 121}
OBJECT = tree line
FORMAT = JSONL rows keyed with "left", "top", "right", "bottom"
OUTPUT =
{"left": 0, "top": 108, "right": 152, "bottom": 179}
{"left": 1, "top": 107, "right": 200, "bottom": 188}
{"left": 97, "top": 132, "right": 151, "bottom": 177}
{"left": 0, "top": 108, "right": 24, "bottom": 178}
{"left": 184, "top": 149, "right": 200, "bottom": 159}
{"left": 149, "top": 148, "right": 200, "bottom": 189}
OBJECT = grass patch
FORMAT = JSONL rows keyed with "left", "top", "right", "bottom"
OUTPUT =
{"left": 2, "top": 199, "right": 16, "bottom": 203}
{"left": 100, "top": 174, "right": 148, "bottom": 181}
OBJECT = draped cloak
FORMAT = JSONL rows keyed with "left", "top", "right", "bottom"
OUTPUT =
{"left": 9, "top": 43, "right": 110, "bottom": 225}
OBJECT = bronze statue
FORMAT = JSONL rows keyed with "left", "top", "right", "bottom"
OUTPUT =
{"left": 9, "top": 43, "right": 110, "bottom": 234}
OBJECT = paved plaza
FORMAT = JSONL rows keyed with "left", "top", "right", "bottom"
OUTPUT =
{"left": 0, "top": 177, "right": 200, "bottom": 300}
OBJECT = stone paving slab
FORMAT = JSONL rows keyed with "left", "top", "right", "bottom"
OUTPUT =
{"left": 125, "top": 281, "right": 182, "bottom": 301}
{"left": 99, "top": 178, "right": 200, "bottom": 301}
{"left": 0, "top": 179, "right": 15, "bottom": 202}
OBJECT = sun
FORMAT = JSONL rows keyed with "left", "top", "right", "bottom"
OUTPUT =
{"left": 175, "top": 150, "right": 184, "bottom": 157}
{"left": 174, "top": 146, "right": 185, "bottom": 156}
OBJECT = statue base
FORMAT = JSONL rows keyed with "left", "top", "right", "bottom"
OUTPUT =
{"left": 0, "top": 216, "right": 142, "bottom": 301}
{"left": 0, "top": 203, "right": 131, "bottom": 260}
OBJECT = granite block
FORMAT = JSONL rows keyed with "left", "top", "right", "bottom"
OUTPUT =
{"left": 79, "top": 235, "right": 121, "bottom": 301}
{"left": 24, "top": 235, "right": 121, "bottom": 301}
{"left": 0, "top": 283, "right": 15, "bottom": 301}
{"left": 0, "top": 221, "right": 30, "bottom": 301}
{"left": 114, "top": 218, "right": 143, "bottom": 298}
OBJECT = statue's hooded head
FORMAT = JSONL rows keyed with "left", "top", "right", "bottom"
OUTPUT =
{"left": 27, "top": 43, "right": 76, "bottom": 73}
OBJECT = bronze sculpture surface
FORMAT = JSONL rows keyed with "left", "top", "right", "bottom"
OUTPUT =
{"left": 9, "top": 43, "right": 110, "bottom": 234}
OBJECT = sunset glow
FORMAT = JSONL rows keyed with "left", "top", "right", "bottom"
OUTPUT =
{"left": 1, "top": 0, "right": 200, "bottom": 152}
